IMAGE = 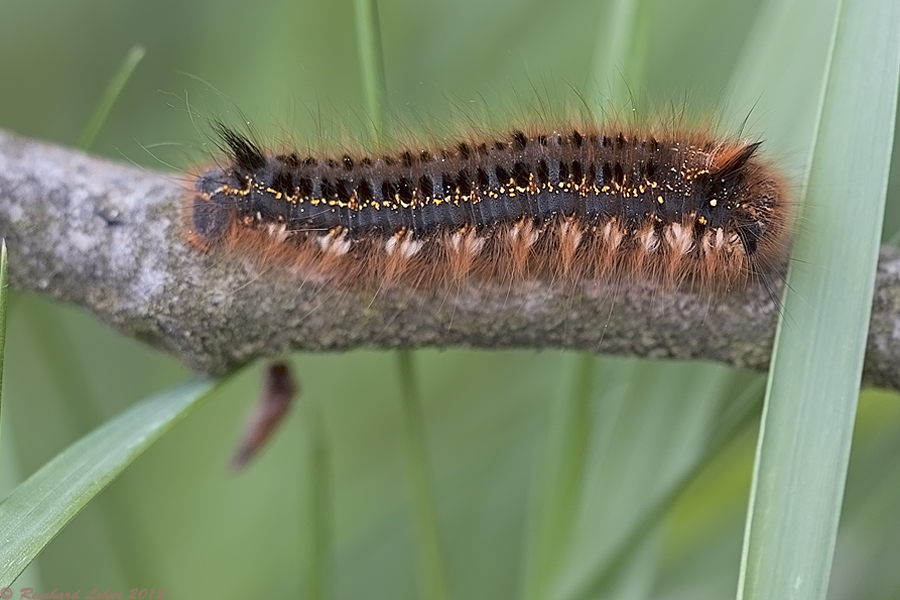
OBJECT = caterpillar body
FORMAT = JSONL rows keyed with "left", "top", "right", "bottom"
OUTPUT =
{"left": 190, "top": 123, "right": 790, "bottom": 292}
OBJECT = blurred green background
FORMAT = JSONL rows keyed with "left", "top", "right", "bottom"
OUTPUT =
{"left": 1, "top": 0, "right": 899, "bottom": 599}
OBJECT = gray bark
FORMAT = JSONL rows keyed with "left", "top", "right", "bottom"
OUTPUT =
{"left": 1, "top": 129, "right": 897, "bottom": 389}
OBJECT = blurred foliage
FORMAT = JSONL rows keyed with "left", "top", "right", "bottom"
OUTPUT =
{"left": 0, "top": 0, "right": 898, "bottom": 599}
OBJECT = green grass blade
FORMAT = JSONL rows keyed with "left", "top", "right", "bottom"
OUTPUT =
{"left": 0, "top": 241, "right": 8, "bottom": 399}
{"left": 353, "top": 0, "right": 388, "bottom": 141}
{"left": 352, "top": 4, "right": 448, "bottom": 597}
{"left": 576, "top": 377, "right": 766, "bottom": 598}
{"left": 520, "top": 354, "right": 596, "bottom": 600}
{"left": 515, "top": 3, "right": 658, "bottom": 595}
{"left": 0, "top": 241, "right": 8, "bottom": 459}
{"left": 77, "top": 44, "right": 145, "bottom": 151}
{"left": 588, "top": 0, "right": 654, "bottom": 111}
{"left": 736, "top": 0, "right": 900, "bottom": 598}
{"left": 301, "top": 401, "right": 331, "bottom": 600}
{"left": 549, "top": 361, "right": 745, "bottom": 600}
{"left": 0, "top": 377, "right": 217, "bottom": 586}
{"left": 397, "top": 350, "right": 450, "bottom": 600}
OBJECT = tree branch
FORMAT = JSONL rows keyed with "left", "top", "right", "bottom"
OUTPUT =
{"left": 1, "top": 129, "right": 898, "bottom": 389}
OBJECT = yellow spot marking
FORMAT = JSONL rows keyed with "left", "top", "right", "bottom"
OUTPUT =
{"left": 657, "top": 196, "right": 664, "bottom": 204}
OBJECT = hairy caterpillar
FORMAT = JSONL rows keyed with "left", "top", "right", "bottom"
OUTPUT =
{"left": 189, "top": 121, "right": 790, "bottom": 293}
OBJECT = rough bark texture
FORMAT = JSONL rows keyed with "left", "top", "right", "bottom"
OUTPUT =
{"left": 0, "top": 130, "right": 897, "bottom": 389}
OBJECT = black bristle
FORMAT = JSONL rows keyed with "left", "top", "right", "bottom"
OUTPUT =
{"left": 571, "top": 130, "right": 584, "bottom": 148}
{"left": 513, "top": 162, "right": 530, "bottom": 189}
{"left": 358, "top": 179, "right": 374, "bottom": 203}
{"left": 271, "top": 170, "right": 294, "bottom": 196}
{"left": 215, "top": 123, "right": 266, "bottom": 173}
{"left": 512, "top": 130, "right": 528, "bottom": 150}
